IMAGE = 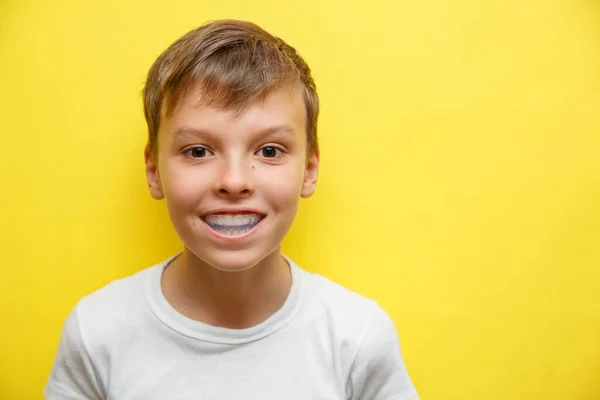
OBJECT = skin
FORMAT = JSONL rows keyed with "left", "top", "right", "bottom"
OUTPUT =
{"left": 145, "top": 85, "right": 319, "bottom": 329}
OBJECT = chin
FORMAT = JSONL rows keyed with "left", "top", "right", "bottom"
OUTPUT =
{"left": 187, "top": 246, "right": 279, "bottom": 273}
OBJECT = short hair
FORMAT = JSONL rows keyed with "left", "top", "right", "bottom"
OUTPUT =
{"left": 142, "top": 19, "right": 319, "bottom": 159}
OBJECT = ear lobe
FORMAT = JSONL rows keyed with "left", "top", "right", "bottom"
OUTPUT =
{"left": 145, "top": 148, "right": 164, "bottom": 200}
{"left": 301, "top": 150, "right": 319, "bottom": 198}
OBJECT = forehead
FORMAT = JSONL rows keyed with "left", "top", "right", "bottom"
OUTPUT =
{"left": 160, "top": 85, "right": 306, "bottom": 139}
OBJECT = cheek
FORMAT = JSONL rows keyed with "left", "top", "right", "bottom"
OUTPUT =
{"left": 161, "top": 163, "right": 210, "bottom": 210}
{"left": 257, "top": 163, "right": 305, "bottom": 206}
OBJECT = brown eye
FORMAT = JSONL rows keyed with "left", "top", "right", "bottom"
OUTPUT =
{"left": 186, "top": 147, "right": 213, "bottom": 158}
{"left": 260, "top": 147, "right": 279, "bottom": 158}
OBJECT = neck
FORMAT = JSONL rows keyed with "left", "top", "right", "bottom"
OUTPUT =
{"left": 161, "top": 248, "right": 292, "bottom": 329}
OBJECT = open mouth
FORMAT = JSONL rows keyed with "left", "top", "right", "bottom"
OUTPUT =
{"left": 202, "top": 213, "right": 265, "bottom": 237}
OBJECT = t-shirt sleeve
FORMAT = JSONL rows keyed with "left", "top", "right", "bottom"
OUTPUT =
{"left": 346, "top": 303, "right": 419, "bottom": 400}
{"left": 44, "top": 305, "right": 105, "bottom": 400}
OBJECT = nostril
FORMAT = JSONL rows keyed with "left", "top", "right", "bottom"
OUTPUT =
{"left": 218, "top": 188, "right": 251, "bottom": 195}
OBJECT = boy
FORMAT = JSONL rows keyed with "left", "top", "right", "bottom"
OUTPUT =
{"left": 45, "top": 19, "right": 419, "bottom": 399}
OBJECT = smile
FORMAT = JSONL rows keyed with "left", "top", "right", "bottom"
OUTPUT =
{"left": 202, "top": 213, "right": 264, "bottom": 237}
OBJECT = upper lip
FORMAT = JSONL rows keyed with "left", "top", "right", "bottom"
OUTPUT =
{"left": 201, "top": 208, "right": 266, "bottom": 217}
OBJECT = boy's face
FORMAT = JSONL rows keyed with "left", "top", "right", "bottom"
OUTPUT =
{"left": 145, "top": 86, "right": 319, "bottom": 272}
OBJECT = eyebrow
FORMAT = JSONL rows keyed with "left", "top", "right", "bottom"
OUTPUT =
{"left": 172, "top": 124, "right": 296, "bottom": 139}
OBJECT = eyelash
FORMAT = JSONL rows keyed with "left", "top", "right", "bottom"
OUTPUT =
{"left": 184, "top": 147, "right": 214, "bottom": 159}
{"left": 183, "top": 145, "right": 285, "bottom": 160}
{"left": 256, "top": 146, "right": 284, "bottom": 159}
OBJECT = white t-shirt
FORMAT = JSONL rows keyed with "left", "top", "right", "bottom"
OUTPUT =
{"left": 45, "top": 254, "right": 419, "bottom": 400}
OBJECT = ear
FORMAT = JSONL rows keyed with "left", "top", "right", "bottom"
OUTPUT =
{"left": 301, "top": 149, "right": 319, "bottom": 198}
{"left": 145, "top": 147, "right": 164, "bottom": 200}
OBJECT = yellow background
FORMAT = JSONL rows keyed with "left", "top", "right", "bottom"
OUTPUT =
{"left": 1, "top": 0, "right": 599, "bottom": 398}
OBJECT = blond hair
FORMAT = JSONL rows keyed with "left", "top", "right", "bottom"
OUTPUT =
{"left": 142, "top": 19, "right": 319, "bottom": 159}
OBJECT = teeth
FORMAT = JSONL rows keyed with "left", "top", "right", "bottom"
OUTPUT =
{"left": 211, "top": 226, "right": 254, "bottom": 236}
{"left": 204, "top": 213, "right": 262, "bottom": 229}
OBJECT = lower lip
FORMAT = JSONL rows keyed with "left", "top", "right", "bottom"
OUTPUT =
{"left": 200, "top": 216, "right": 265, "bottom": 242}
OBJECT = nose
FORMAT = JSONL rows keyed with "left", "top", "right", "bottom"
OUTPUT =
{"left": 213, "top": 158, "right": 255, "bottom": 198}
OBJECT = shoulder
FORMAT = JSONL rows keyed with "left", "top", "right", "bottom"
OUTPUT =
{"left": 295, "top": 265, "right": 419, "bottom": 399}
{"left": 77, "top": 265, "right": 154, "bottom": 325}
{"left": 303, "top": 269, "right": 377, "bottom": 320}
{"left": 70, "top": 258, "right": 167, "bottom": 350}
{"left": 303, "top": 270, "right": 398, "bottom": 354}
{"left": 346, "top": 302, "right": 419, "bottom": 399}
{"left": 296, "top": 266, "right": 380, "bottom": 360}
{"left": 45, "top": 260, "right": 165, "bottom": 399}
